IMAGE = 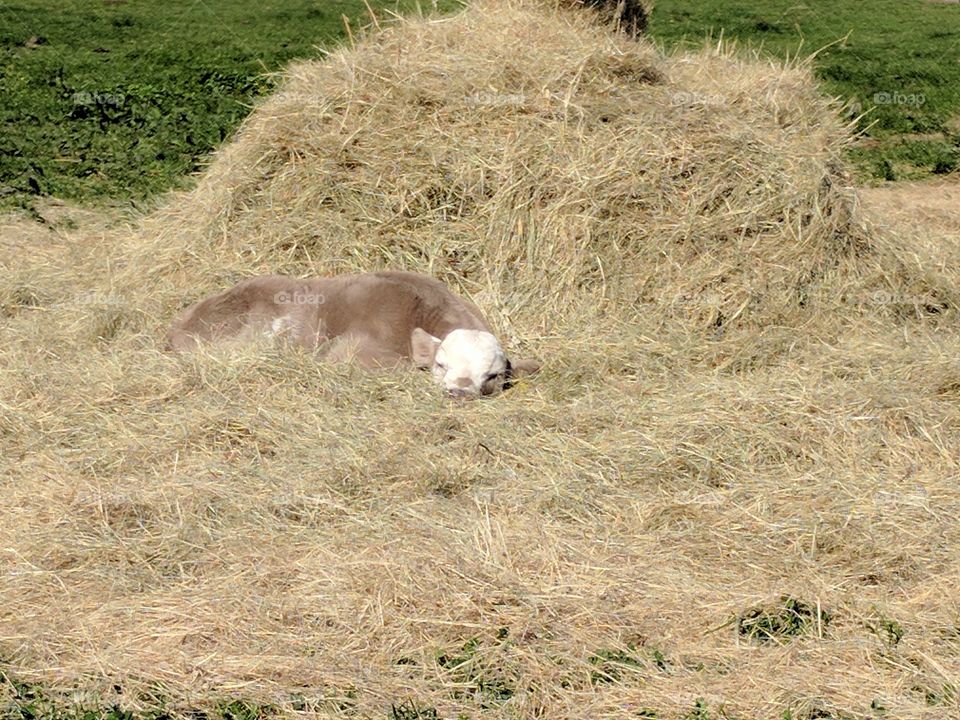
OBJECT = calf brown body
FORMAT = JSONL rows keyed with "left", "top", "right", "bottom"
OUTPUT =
{"left": 166, "top": 271, "right": 493, "bottom": 368}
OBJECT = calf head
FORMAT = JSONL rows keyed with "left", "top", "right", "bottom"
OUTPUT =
{"left": 411, "top": 327, "right": 540, "bottom": 398}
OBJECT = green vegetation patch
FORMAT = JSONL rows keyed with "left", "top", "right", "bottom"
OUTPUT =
{"left": 0, "top": 675, "right": 275, "bottom": 720}
{"left": 435, "top": 636, "right": 515, "bottom": 707}
{"left": 388, "top": 701, "right": 441, "bottom": 720}
{"left": 737, "top": 596, "right": 830, "bottom": 644}
{"left": 587, "top": 644, "right": 670, "bottom": 685}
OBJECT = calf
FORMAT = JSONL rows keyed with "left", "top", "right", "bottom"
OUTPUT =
{"left": 166, "top": 271, "right": 539, "bottom": 397}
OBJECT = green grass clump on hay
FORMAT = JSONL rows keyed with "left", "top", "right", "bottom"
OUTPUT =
{"left": 0, "top": 675, "right": 279, "bottom": 720}
{"left": 2, "top": 1, "right": 960, "bottom": 719}
{"left": 737, "top": 596, "right": 830, "bottom": 645}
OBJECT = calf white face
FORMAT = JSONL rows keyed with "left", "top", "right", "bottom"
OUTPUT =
{"left": 411, "top": 328, "right": 509, "bottom": 397}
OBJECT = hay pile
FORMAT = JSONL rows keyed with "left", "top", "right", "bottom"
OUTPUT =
{"left": 2, "top": 1, "right": 960, "bottom": 718}
{"left": 111, "top": 0, "right": 926, "bottom": 342}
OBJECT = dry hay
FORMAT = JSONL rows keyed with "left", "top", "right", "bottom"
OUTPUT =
{"left": 2, "top": 1, "right": 960, "bottom": 718}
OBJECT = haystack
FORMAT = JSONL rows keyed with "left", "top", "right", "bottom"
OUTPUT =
{"left": 2, "top": 1, "right": 959, "bottom": 719}
{"left": 113, "top": 0, "right": 914, "bottom": 346}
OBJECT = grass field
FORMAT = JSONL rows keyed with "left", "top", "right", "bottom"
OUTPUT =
{"left": 651, "top": 0, "right": 960, "bottom": 182}
{"left": 0, "top": 0, "right": 958, "bottom": 212}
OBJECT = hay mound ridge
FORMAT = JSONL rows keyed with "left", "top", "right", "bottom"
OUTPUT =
{"left": 2, "top": 2, "right": 960, "bottom": 719}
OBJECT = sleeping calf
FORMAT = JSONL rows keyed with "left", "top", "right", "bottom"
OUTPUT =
{"left": 166, "top": 271, "right": 540, "bottom": 398}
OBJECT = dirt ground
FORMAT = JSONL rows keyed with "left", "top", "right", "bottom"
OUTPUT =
{"left": 858, "top": 175, "right": 960, "bottom": 240}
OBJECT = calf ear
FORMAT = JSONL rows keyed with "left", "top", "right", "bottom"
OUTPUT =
{"left": 509, "top": 358, "right": 541, "bottom": 378}
{"left": 410, "top": 327, "right": 442, "bottom": 368}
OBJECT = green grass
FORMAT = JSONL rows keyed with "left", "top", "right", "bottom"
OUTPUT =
{"left": 388, "top": 701, "right": 441, "bottom": 720}
{"left": 0, "top": 0, "right": 459, "bottom": 210}
{"left": 435, "top": 636, "right": 515, "bottom": 708}
{"left": 0, "top": 672, "right": 857, "bottom": 720}
{"left": 649, "top": 0, "right": 960, "bottom": 182}
{"left": 736, "top": 596, "right": 831, "bottom": 645}
{"left": 0, "top": 674, "right": 275, "bottom": 720}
